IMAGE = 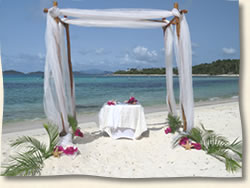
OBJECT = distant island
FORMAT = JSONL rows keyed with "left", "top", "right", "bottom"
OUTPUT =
{"left": 2, "top": 69, "right": 113, "bottom": 76}
{"left": 114, "top": 59, "right": 240, "bottom": 75}
{"left": 3, "top": 70, "right": 25, "bottom": 75}
{"left": 3, "top": 59, "right": 240, "bottom": 76}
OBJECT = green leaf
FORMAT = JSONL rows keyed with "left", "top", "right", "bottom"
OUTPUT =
{"left": 2, "top": 152, "right": 44, "bottom": 176}
{"left": 2, "top": 123, "right": 60, "bottom": 176}
{"left": 68, "top": 115, "right": 78, "bottom": 133}
{"left": 43, "top": 123, "right": 59, "bottom": 156}
{"left": 11, "top": 136, "right": 47, "bottom": 157}
{"left": 167, "top": 114, "right": 182, "bottom": 133}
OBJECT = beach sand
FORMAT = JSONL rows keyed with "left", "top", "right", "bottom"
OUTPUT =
{"left": 0, "top": 101, "right": 242, "bottom": 178}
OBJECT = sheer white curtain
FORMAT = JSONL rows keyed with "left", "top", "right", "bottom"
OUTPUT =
{"left": 58, "top": 8, "right": 182, "bottom": 29}
{"left": 164, "top": 25, "right": 177, "bottom": 115}
{"left": 44, "top": 9, "right": 75, "bottom": 139}
{"left": 60, "top": 8, "right": 176, "bottom": 20}
{"left": 174, "top": 15, "right": 194, "bottom": 131}
{"left": 44, "top": 6, "right": 194, "bottom": 133}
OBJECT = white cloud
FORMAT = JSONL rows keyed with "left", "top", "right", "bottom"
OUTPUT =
{"left": 119, "top": 46, "right": 162, "bottom": 68}
{"left": 79, "top": 48, "right": 109, "bottom": 56}
{"left": 132, "top": 46, "right": 158, "bottom": 62}
{"left": 222, "top": 47, "right": 236, "bottom": 55}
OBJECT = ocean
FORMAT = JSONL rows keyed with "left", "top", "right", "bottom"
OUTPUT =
{"left": 2, "top": 75, "right": 239, "bottom": 124}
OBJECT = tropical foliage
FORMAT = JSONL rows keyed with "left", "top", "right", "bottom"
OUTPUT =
{"left": 166, "top": 113, "right": 183, "bottom": 133}
{"left": 1, "top": 123, "right": 59, "bottom": 176}
{"left": 173, "top": 124, "right": 242, "bottom": 173}
{"left": 68, "top": 115, "right": 78, "bottom": 133}
{"left": 113, "top": 59, "right": 240, "bottom": 75}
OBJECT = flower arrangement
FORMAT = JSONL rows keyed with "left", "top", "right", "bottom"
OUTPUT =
{"left": 107, "top": 100, "right": 116, "bottom": 105}
{"left": 165, "top": 114, "right": 243, "bottom": 173}
{"left": 164, "top": 114, "right": 182, "bottom": 134}
{"left": 1, "top": 122, "right": 82, "bottom": 176}
{"left": 178, "top": 137, "right": 201, "bottom": 150}
{"left": 53, "top": 145, "right": 78, "bottom": 156}
{"left": 126, "top": 96, "right": 138, "bottom": 104}
{"left": 164, "top": 114, "right": 242, "bottom": 172}
{"left": 74, "top": 128, "right": 84, "bottom": 137}
{"left": 68, "top": 115, "right": 84, "bottom": 138}
{"left": 2, "top": 123, "right": 60, "bottom": 176}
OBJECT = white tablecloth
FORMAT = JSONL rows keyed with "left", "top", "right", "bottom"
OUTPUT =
{"left": 99, "top": 104, "right": 147, "bottom": 139}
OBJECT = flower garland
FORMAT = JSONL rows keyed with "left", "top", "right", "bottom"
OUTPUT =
{"left": 164, "top": 114, "right": 242, "bottom": 172}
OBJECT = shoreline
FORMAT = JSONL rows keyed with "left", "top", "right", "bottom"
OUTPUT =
{"left": 1, "top": 97, "right": 239, "bottom": 134}
{"left": 1, "top": 99, "right": 242, "bottom": 177}
{"left": 108, "top": 74, "right": 239, "bottom": 77}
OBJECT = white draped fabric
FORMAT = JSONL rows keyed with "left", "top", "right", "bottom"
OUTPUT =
{"left": 174, "top": 15, "right": 194, "bottom": 131}
{"left": 60, "top": 8, "right": 177, "bottom": 20}
{"left": 61, "top": 18, "right": 168, "bottom": 29}
{"left": 44, "top": 9, "right": 76, "bottom": 139}
{"left": 45, "top": 6, "right": 194, "bottom": 134}
{"left": 164, "top": 25, "right": 177, "bottom": 115}
{"left": 99, "top": 104, "right": 147, "bottom": 139}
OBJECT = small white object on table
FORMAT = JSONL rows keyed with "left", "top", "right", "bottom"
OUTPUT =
{"left": 99, "top": 103, "right": 147, "bottom": 140}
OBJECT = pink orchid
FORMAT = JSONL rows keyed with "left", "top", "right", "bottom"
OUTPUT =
{"left": 179, "top": 137, "right": 189, "bottom": 145}
{"left": 164, "top": 127, "right": 172, "bottom": 134}
{"left": 191, "top": 142, "right": 202, "bottom": 150}
{"left": 107, "top": 101, "right": 115, "bottom": 105}
{"left": 54, "top": 146, "right": 64, "bottom": 152}
{"left": 74, "top": 128, "right": 84, "bottom": 137}
{"left": 54, "top": 146, "right": 78, "bottom": 155}
{"left": 127, "top": 96, "right": 138, "bottom": 104}
{"left": 63, "top": 146, "right": 78, "bottom": 155}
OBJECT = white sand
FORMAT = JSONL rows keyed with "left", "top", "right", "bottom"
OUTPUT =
{"left": 1, "top": 101, "right": 242, "bottom": 178}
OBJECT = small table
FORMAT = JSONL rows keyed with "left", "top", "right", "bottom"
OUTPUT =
{"left": 99, "top": 103, "right": 147, "bottom": 140}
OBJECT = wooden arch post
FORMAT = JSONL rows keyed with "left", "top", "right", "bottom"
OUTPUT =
{"left": 43, "top": 1, "right": 76, "bottom": 136}
{"left": 162, "top": 2, "right": 188, "bottom": 131}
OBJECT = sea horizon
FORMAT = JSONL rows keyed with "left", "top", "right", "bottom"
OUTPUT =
{"left": 2, "top": 74, "right": 239, "bottom": 125}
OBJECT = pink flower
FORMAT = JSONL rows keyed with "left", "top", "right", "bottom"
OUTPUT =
{"left": 63, "top": 147, "right": 78, "bottom": 155}
{"left": 191, "top": 142, "right": 202, "bottom": 150}
{"left": 127, "top": 96, "right": 138, "bottom": 104}
{"left": 107, "top": 101, "right": 115, "bottom": 105}
{"left": 179, "top": 137, "right": 189, "bottom": 145}
{"left": 54, "top": 146, "right": 64, "bottom": 152}
{"left": 74, "top": 128, "right": 84, "bottom": 137}
{"left": 53, "top": 146, "right": 78, "bottom": 155}
{"left": 164, "top": 127, "right": 172, "bottom": 134}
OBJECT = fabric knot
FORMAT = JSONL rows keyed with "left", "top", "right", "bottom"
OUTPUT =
{"left": 59, "top": 133, "right": 73, "bottom": 148}
{"left": 172, "top": 8, "right": 181, "bottom": 17}
{"left": 49, "top": 7, "right": 61, "bottom": 18}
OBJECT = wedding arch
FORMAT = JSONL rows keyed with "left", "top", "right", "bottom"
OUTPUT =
{"left": 43, "top": 1, "right": 194, "bottom": 139}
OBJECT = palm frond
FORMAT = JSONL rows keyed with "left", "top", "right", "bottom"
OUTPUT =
{"left": 10, "top": 136, "right": 47, "bottom": 157}
{"left": 2, "top": 123, "right": 59, "bottom": 176}
{"left": 173, "top": 123, "right": 243, "bottom": 173}
{"left": 167, "top": 113, "right": 182, "bottom": 133}
{"left": 68, "top": 115, "right": 78, "bottom": 133}
{"left": 187, "top": 127, "right": 203, "bottom": 144}
{"left": 43, "top": 123, "right": 59, "bottom": 156}
{"left": 2, "top": 151, "right": 44, "bottom": 176}
{"left": 228, "top": 138, "right": 243, "bottom": 159}
{"left": 225, "top": 157, "right": 242, "bottom": 173}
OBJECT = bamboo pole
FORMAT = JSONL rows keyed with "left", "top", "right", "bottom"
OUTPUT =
{"left": 174, "top": 2, "right": 181, "bottom": 39}
{"left": 64, "top": 19, "right": 76, "bottom": 119}
{"left": 43, "top": 1, "right": 68, "bottom": 136}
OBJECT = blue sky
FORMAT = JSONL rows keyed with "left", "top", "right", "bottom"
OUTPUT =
{"left": 0, "top": 0, "right": 240, "bottom": 73}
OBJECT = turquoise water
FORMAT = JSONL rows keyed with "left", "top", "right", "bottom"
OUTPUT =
{"left": 3, "top": 75, "right": 239, "bottom": 123}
